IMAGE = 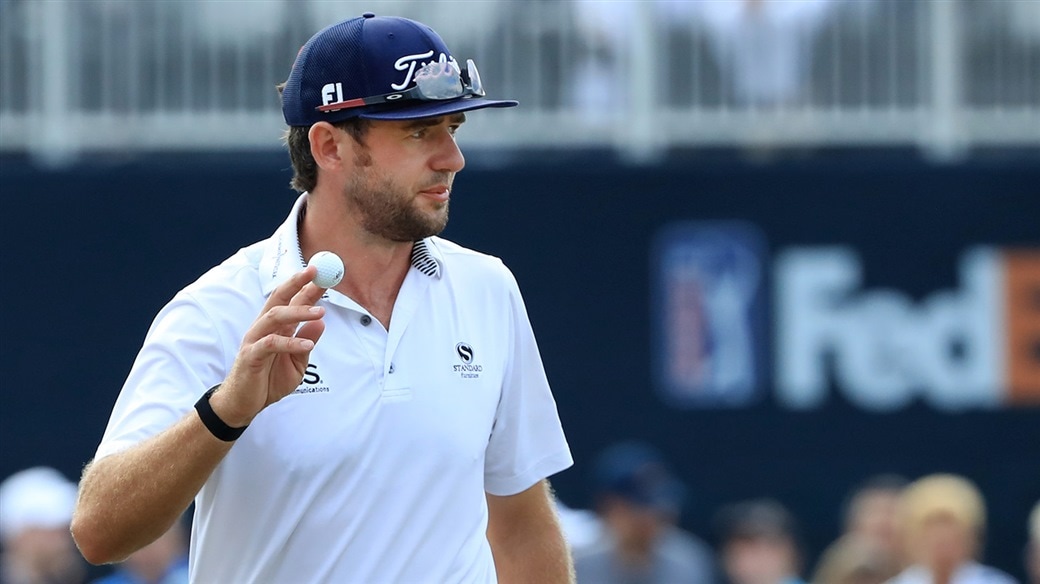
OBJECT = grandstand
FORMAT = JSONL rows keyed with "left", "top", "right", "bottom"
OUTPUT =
{"left": 1, "top": 0, "right": 1038, "bottom": 160}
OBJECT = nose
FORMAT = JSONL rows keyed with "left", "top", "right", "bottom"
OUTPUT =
{"left": 432, "top": 128, "right": 465, "bottom": 174}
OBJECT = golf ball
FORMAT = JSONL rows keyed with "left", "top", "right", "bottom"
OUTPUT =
{"left": 308, "top": 251, "right": 344, "bottom": 289}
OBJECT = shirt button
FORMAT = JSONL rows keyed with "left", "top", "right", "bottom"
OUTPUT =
{"left": 360, "top": 315, "right": 372, "bottom": 326}
{"left": 389, "top": 363, "right": 396, "bottom": 374}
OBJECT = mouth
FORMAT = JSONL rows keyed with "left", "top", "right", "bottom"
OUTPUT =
{"left": 418, "top": 185, "right": 451, "bottom": 203}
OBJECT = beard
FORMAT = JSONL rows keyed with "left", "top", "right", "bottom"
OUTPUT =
{"left": 345, "top": 167, "right": 450, "bottom": 242}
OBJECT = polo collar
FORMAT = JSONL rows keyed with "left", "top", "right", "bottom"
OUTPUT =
{"left": 259, "top": 193, "right": 443, "bottom": 296}
{"left": 409, "top": 239, "right": 441, "bottom": 278}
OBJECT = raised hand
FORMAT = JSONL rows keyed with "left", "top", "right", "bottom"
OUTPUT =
{"left": 209, "top": 266, "right": 327, "bottom": 427}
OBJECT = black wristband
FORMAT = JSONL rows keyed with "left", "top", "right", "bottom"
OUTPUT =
{"left": 194, "top": 385, "right": 248, "bottom": 442}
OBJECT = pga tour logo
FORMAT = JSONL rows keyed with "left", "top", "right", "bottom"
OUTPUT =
{"left": 454, "top": 342, "right": 482, "bottom": 379}
{"left": 654, "top": 222, "right": 766, "bottom": 408}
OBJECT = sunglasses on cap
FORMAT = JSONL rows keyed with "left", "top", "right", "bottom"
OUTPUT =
{"left": 317, "top": 58, "right": 485, "bottom": 113}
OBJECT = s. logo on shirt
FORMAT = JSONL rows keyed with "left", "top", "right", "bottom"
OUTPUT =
{"left": 293, "top": 363, "right": 330, "bottom": 394}
{"left": 453, "top": 342, "right": 482, "bottom": 379}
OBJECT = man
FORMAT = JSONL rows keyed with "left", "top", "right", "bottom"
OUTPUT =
{"left": 572, "top": 441, "right": 717, "bottom": 584}
{"left": 716, "top": 499, "right": 806, "bottom": 584}
{"left": 812, "top": 475, "right": 907, "bottom": 584}
{"left": 0, "top": 467, "right": 85, "bottom": 584}
{"left": 71, "top": 13, "right": 573, "bottom": 583}
{"left": 887, "top": 474, "right": 1016, "bottom": 584}
{"left": 840, "top": 475, "right": 906, "bottom": 563}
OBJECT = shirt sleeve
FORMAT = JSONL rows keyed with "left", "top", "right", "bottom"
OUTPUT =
{"left": 94, "top": 291, "right": 229, "bottom": 461}
{"left": 483, "top": 266, "right": 573, "bottom": 496}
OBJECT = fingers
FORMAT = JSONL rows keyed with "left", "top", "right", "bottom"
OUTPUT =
{"left": 262, "top": 265, "right": 318, "bottom": 313}
{"left": 262, "top": 266, "right": 332, "bottom": 312}
{"left": 288, "top": 281, "right": 328, "bottom": 308}
{"left": 237, "top": 323, "right": 321, "bottom": 372}
{"left": 247, "top": 266, "right": 330, "bottom": 344}
{"left": 246, "top": 332, "right": 315, "bottom": 356}
{"left": 296, "top": 319, "right": 325, "bottom": 346}
{"left": 221, "top": 266, "right": 332, "bottom": 423}
{"left": 243, "top": 304, "right": 324, "bottom": 344}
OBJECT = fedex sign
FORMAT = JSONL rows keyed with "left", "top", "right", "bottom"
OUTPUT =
{"left": 776, "top": 247, "right": 1040, "bottom": 411}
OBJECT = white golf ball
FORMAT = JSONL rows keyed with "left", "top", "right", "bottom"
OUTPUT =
{"left": 308, "top": 251, "right": 344, "bottom": 288}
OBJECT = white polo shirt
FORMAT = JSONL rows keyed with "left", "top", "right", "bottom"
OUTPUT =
{"left": 96, "top": 194, "right": 573, "bottom": 584}
{"left": 887, "top": 563, "right": 1018, "bottom": 584}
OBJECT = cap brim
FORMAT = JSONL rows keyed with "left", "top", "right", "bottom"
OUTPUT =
{"left": 358, "top": 97, "right": 518, "bottom": 121}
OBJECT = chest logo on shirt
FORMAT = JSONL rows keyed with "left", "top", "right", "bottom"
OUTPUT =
{"left": 291, "top": 363, "right": 331, "bottom": 395}
{"left": 453, "top": 342, "right": 482, "bottom": 379}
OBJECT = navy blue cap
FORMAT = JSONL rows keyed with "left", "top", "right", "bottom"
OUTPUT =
{"left": 282, "top": 13, "right": 518, "bottom": 126}
{"left": 593, "top": 441, "right": 687, "bottom": 515}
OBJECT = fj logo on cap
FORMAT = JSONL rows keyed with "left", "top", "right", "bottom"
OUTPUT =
{"left": 321, "top": 83, "right": 345, "bottom": 107}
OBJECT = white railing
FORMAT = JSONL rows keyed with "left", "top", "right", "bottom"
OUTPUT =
{"left": 1, "top": 0, "right": 1038, "bottom": 163}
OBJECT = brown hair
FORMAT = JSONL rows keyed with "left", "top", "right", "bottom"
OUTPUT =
{"left": 276, "top": 82, "right": 370, "bottom": 193}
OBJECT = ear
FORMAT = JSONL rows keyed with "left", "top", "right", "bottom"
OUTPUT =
{"left": 308, "top": 122, "right": 344, "bottom": 171}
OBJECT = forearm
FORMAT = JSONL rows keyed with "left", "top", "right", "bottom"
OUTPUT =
{"left": 71, "top": 410, "right": 233, "bottom": 564}
{"left": 487, "top": 481, "right": 575, "bottom": 584}
{"left": 72, "top": 268, "right": 325, "bottom": 565}
{"left": 491, "top": 521, "right": 573, "bottom": 584}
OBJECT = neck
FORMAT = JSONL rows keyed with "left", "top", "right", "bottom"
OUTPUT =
{"left": 929, "top": 562, "right": 961, "bottom": 584}
{"left": 300, "top": 191, "right": 414, "bottom": 327}
{"left": 617, "top": 536, "right": 654, "bottom": 567}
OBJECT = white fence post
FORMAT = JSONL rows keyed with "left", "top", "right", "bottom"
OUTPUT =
{"left": 34, "top": 0, "right": 78, "bottom": 165}
{"left": 621, "top": 4, "right": 663, "bottom": 163}
{"left": 927, "top": 0, "right": 967, "bottom": 160}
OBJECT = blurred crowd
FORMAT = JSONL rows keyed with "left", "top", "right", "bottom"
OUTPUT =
{"left": 0, "top": 468, "right": 187, "bottom": 584}
{"left": 0, "top": 456, "right": 1037, "bottom": 583}
{"left": 1, "top": 0, "right": 1037, "bottom": 162}
{"left": 3, "top": 0, "right": 1039, "bottom": 115}
{"left": 559, "top": 441, "right": 1040, "bottom": 584}
{"left": 564, "top": 0, "right": 1040, "bottom": 112}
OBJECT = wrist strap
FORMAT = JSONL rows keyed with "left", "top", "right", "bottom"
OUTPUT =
{"left": 195, "top": 385, "right": 248, "bottom": 442}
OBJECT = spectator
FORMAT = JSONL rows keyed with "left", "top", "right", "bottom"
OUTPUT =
{"left": 1003, "top": 0, "right": 1040, "bottom": 45}
{"left": 716, "top": 499, "right": 805, "bottom": 584}
{"left": 888, "top": 474, "right": 1018, "bottom": 584}
{"left": 680, "top": 0, "right": 837, "bottom": 107}
{"left": 0, "top": 467, "right": 85, "bottom": 584}
{"left": 555, "top": 499, "right": 605, "bottom": 558}
{"left": 573, "top": 441, "right": 717, "bottom": 583}
{"left": 1027, "top": 501, "right": 1039, "bottom": 584}
{"left": 90, "top": 519, "right": 187, "bottom": 584}
{"left": 567, "top": 0, "right": 837, "bottom": 116}
{"left": 811, "top": 535, "right": 892, "bottom": 584}
{"left": 813, "top": 475, "right": 907, "bottom": 584}
{"left": 568, "top": 1, "right": 640, "bottom": 122}
{"left": 842, "top": 475, "right": 906, "bottom": 566}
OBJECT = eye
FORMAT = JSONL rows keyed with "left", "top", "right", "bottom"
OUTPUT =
{"left": 410, "top": 128, "right": 428, "bottom": 139}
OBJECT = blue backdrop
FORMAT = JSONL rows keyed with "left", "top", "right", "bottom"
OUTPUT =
{"left": 2, "top": 151, "right": 1038, "bottom": 577}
